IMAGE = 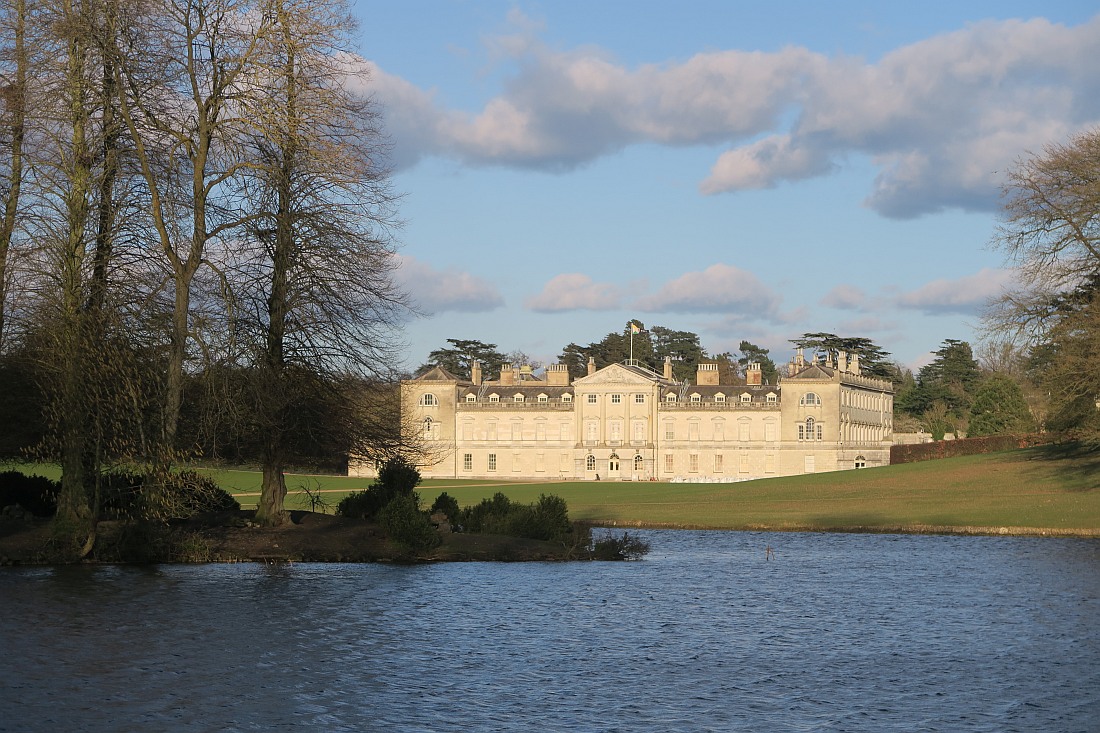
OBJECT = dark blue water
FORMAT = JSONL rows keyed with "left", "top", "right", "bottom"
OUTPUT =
{"left": 2, "top": 530, "right": 1099, "bottom": 732}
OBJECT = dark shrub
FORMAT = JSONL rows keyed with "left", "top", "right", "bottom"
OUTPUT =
{"left": 377, "top": 494, "right": 440, "bottom": 552}
{"left": 101, "top": 470, "right": 239, "bottom": 520}
{"left": 457, "top": 492, "right": 573, "bottom": 542}
{"left": 0, "top": 471, "right": 59, "bottom": 517}
{"left": 430, "top": 491, "right": 460, "bottom": 523}
{"left": 337, "top": 457, "right": 421, "bottom": 520}
{"left": 592, "top": 530, "right": 650, "bottom": 560}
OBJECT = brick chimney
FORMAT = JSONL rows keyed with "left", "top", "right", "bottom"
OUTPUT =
{"left": 746, "top": 362, "right": 762, "bottom": 385}
{"left": 499, "top": 362, "right": 514, "bottom": 386}
{"left": 587, "top": 356, "right": 597, "bottom": 376}
{"left": 471, "top": 361, "right": 482, "bottom": 386}
{"left": 663, "top": 356, "right": 674, "bottom": 381}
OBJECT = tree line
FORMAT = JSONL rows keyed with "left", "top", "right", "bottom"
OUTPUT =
{"left": 0, "top": 0, "right": 408, "bottom": 545}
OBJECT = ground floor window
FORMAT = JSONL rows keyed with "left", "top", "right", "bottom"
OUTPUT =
{"left": 664, "top": 453, "right": 674, "bottom": 473}
{"left": 488, "top": 454, "right": 497, "bottom": 472}
{"left": 586, "top": 454, "right": 596, "bottom": 471}
{"left": 463, "top": 453, "right": 472, "bottom": 471}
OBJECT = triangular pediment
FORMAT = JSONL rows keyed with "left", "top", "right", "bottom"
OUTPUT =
{"left": 573, "top": 363, "right": 660, "bottom": 386}
{"left": 413, "top": 365, "right": 463, "bottom": 382}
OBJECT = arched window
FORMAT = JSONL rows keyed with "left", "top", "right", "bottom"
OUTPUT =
{"left": 608, "top": 454, "right": 620, "bottom": 472}
{"left": 586, "top": 454, "right": 596, "bottom": 471}
{"left": 799, "top": 417, "right": 822, "bottom": 441}
{"left": 422, "top": 417, "right": 434, "bottom": 438}
{"left": 634, "top": 455, "right": 644, "bottom": 471}
{"left": 420, "top": 393, "right": 437, "bottom": 406}
{"left": 800, "top": 392, "right": 821, "bottom": 406}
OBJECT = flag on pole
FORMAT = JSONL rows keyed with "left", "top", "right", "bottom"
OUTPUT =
{"left": 630, "top": 322, "right": 640, "bottom": 334}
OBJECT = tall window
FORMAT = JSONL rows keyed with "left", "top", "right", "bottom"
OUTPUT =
{"left": 488, "top": 454, "right": 497, "bottom": 471}
{"left": 634, "top": 455, "right": 644, "bottom": 471}
{"left": 463, "top": 454, "right": 472, "bottom": 471}
{"left": 689, "top": 454, "right": 699, "bottom": 472}
{"left": 422, "top": 417, "right": 434, "bottom": 439}
{"left": 586, "top": 454, "right": 596, "bottom": 471}
{"left": 664, "top": 453, "right": 674, "bottom": 472}
{"left": 664, "top": 422, "right": 674, "bottom": 440}
{"left": 714, "top": 454, "right": 724, "bottom": 472}
{"left": 609, "top": 420, "right": 622, "bottom": 443}
{"left": 799, "top": 417, "right": 822, "bottom": 441}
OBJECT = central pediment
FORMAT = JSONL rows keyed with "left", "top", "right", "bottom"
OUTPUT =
{"left": 573, "top": 363, "right": 660, "bottom": 386}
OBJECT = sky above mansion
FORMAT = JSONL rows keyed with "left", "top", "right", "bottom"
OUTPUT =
{"left": 348, "top": 0, "right": 1100, "bottom": 372}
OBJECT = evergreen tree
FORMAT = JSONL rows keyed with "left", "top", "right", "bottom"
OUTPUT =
{"left": 968, "top": 373, "right": 1036, "bottom": 436}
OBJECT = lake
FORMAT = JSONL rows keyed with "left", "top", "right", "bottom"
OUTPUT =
{"left": 2, "top": 530, "right": 1098, "bottom": 732}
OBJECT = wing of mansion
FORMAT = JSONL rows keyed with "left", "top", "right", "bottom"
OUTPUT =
{"left": 352, "top": 350, "right": 894, "bottom": 481}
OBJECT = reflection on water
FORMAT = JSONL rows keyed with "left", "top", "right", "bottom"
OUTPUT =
{"left": 2, "top": 531, "right": 1099, "bottom": 732}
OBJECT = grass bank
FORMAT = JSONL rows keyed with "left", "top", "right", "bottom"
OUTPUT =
{"left": 6, "top": 444, "right": 1099, "bottom": 535}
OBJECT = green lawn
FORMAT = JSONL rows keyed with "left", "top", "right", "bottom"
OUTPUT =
{"left": 6, "top": 445, "right": 1099, "bottom": 533}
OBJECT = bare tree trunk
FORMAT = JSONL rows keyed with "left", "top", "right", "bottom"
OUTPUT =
{"left": 0, "top": 0, "right": 27, "bottom": 351}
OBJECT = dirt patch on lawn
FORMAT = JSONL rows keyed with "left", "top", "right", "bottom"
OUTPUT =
{"left": 0, "top": 510, "right": 587, "bottom": 565}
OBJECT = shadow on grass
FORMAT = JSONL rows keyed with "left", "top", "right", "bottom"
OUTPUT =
{"left": 1018, "top": 441, "right": 1100, "bottom": 492}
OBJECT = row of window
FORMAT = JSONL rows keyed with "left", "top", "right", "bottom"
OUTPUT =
{"left": 440, "top": 417, "right": 827, "bottom": 442}
{"left": 423, "top": 391, "right": 792, "bottom": 406}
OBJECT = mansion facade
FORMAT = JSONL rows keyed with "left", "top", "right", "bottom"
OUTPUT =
{"left": 351, "top": 350, "right": 894, "bottom": 482}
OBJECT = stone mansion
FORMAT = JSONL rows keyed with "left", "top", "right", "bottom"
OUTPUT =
{"left": 351, "top": 350, "right": 894, "bottom": 482}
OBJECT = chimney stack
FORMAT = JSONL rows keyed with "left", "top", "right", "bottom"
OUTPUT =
{"left": 697, "top": 362, "right": 720, "bottom": 385}
{"left": 663, "top": 356, "right": 674, "bottom": 381}
{"left": 471, "top": 361, "right": 482, "bottom": 386}
{"left": 499, "top": 362, "right": 514, "bottom": 385}
{"left": 546, "top": 363, "right": 570, "bottom": 386}
{"left": 746, "top": 362, "right": 762, "bottom": 385}
{"left": 587, "top": 357, "right": 597, "bottom": 376}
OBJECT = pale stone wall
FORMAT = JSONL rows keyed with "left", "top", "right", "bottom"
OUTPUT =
{"left": 364, "top": 351, "right": 895, "bottom": 482}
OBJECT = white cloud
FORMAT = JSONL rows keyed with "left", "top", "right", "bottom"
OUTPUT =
{"left": 895, "top": 268, "right": 1016, "bottom": 315}
{"left": 394, "top": 255, "right": 504, "bottom": 314}
{"left": 367, "top": 13, "right": 1100, "bottom": 217}
{"left": 633, "top": 263, "right": 782, "bottom": 316}
{"left": 525, "top": 273, "right": 621, "bottom": 312}
{"left": 821, "top": 284, "right": 869, "bottom": 311}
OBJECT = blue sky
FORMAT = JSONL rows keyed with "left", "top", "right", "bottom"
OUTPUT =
{"left": 347, "top": 1, "right": 1100, "bottom": 373}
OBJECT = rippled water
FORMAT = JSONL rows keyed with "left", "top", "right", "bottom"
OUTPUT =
{"left": 2, "top": 531, "right": 1099, "bottom": 732}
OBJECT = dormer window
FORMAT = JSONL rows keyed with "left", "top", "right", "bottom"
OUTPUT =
{"left": 465, "top": 394, "right": 476, "bottom": 402}
{"left": 666, "top": 393, "right": 677, "bottom": 403}
{"left": 562, "top": 393, "right": 573, "bottom": 402}
{"left": 766, "top": 393, "right": 777, "bottom": 403}
{"left": 537, "top": 394, "right": 548, "bottom": 403}
{"left": 715, "top": 393, "right": 726, "bottom": 403}
{"left": 513, "top": 394, "right": 524, "bottom": 403}
{"left": 740, "top": 393, "right": 752, "bottom": 403}
{"left": 489, "top": 394, "right": 499, "bottom": 403}
{"left": 690, "top": 393, "right": 701, "bottom": 403}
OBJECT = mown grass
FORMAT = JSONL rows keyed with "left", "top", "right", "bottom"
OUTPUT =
{"left": 5, "top": 444, "right": 1099, "bottom": 533}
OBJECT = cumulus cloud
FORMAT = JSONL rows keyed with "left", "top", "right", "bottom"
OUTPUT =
{"left": 633, "top": 263, "right": 782, "bottom": 317}
{"left": 821, "top": 284, "right": 869, "bottom": 311}
{"left": 895, "top": 268, "right": 1016, "bottom": 315}
{"left": 394, "top": 255, "right": 504, "bottom": 314}
{"left": 366, "top": 13, "right": 1100, "bottom": 217}
{"left": 525, "top": 273, "right": 621, "bottom": 312}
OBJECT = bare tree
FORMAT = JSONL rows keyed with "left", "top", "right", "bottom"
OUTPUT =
{"left": 110, "top": 0, "right": 271, "bottom": 458}
{"left": 985, "top": 127, "right": 1100, "bottom": 434}
{"left": 218, "top": 0, "right": 405, "bottom": 525}
{"left": 0, "top": 0, "right": 28, "bottom": 351}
